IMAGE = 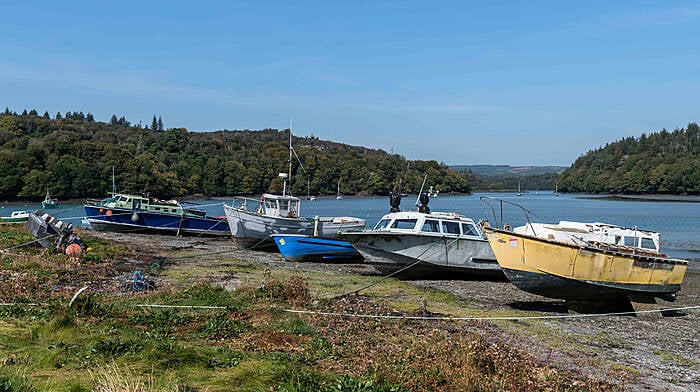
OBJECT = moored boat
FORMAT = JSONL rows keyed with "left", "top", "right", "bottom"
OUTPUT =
{"left": 0, "top": 210, "right": 30, "bottom": 223}
{"left": 84, "top": 193, "right": 230, "bottom": 236}
{"left": 224, "top": 193, "right": 365, "bottom": 248}
{"left": 271, "top": 234, "right": 361, "bottom": 262}
{"left": 223, "top": 127, "right": 365, "bottom": 248}
{"left": 480, "top": 197, "right": 688, "bottom": 302}
{"left": 339, "top": 193, "right": 501, "bottom": 279}
{"left": 42, "top": 189, "right": 59, "bottom": 209}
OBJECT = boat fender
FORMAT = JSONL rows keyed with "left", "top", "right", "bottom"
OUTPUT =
{"left": 131, "top": 212, "right": 139, "bottom": 222}
{"left": 99, "top": 208, "right": 104, "bottom": 213}
{"left": 106, "top": 210, "right": 113, "bottom": 216}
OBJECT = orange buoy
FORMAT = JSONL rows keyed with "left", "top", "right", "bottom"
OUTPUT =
{"left": 66, "top": 243, "right": 82, "bottom": 256}
{"left": 106, "top": 210, "right": 112, "bottom": 216}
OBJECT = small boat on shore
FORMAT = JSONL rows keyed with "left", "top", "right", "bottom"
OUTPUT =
{"left": 41, "top": 189, "right": 59, "bottom": 209}
{"left": 340, "top": 193, "right": 501, "bottom": 279}
{"left": 480, "top": 197, "right": 688, "bottom": 302}
{"left": 0, "top": 210, "right": 30, "bottom": 223}
{"left": 223, "top": 127, "right": 365, "bottom": 248}
{"left": 224, "top": 193, "right": 365, "bottom": 248}
{"left": 84, "top": 193, "right": 230, "bottom": 236}
{"left": 271, "top": 234, "right": 361, "bottom": 262}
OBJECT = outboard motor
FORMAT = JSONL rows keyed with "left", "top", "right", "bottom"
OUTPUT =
{"left": 418, "top": 193, "right": 430, "bottom": 214}
{"left": 389, "top": 192, "right": 401, "bottom": 212}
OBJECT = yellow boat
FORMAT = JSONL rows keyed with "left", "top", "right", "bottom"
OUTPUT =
{"left": 480, "top": 198, "right": 688, "bottom": 302}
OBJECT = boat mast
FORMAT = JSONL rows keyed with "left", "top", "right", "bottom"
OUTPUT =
{"left": 286, "top": 118, "right": 293, "bottom": 196}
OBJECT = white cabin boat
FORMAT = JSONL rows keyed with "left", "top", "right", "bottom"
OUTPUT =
{"left": 340, "top": 194, "right": 501, "bottom": 278}
{"left": 223, "top": 127, "right": 364, "bottom": 248}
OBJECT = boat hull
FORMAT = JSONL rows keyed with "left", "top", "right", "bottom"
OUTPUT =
{"left": 84, "top": 205, "right": 230, "bottom": 237}
{"left": 483, "top": 227, "right": 687, "bottom": 301}
{"left": 0, "top": 212, "right": 29, "bottom": 223}
{"left": 271, "top": 234, "right": 361, "bottom": 262}
{"left": 223, "top": 204, "right": 365, "bottom": 248}
{"left": 340, "top": 231, "right": 502, "bottom": 279}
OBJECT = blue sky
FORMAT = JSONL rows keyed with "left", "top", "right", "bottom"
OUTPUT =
{"left": 2, "top": 1, "right": 699, "bottom": 165}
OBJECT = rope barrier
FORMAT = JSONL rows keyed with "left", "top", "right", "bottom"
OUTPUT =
{"left": 284, "top": 305, "right": 700, "bottom": 321}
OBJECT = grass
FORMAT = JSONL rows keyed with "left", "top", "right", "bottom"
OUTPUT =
{"left": 0, "top": 226, "right": 624, "bottom": 391}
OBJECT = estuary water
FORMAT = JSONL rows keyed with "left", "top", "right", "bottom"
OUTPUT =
{"left": 3, "top": 192, "right": 698, "bottom": 266}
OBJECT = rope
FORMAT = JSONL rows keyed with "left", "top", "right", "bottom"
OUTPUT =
{"left": 135, "top": 304, "right": 227, "bottom": 310}
{"left": 284, "top": 305, "right": 700, "bottom": 321}
{"left": 326, "top": 235, "right": 459, "bottom": 298}
{"left": 0, "top": 234, "right": 60, "bottom": 253}
{"left": 4, "top": 302, "right": 697, "bottom": 322}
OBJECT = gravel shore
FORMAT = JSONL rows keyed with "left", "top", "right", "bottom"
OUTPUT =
{"left": 83, "top": 230, "right": 700, "bottom": 391}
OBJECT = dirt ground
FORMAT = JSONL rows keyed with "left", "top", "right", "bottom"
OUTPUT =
{"left": 79, "top": 230, "right": 699, "bottom": 391}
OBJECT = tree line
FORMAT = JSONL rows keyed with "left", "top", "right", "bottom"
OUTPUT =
{"left": 0, "top": 110, "right": 469, "bottom": 200}
{"left": 557, "top": 123, "right": 700, "bottom": 194}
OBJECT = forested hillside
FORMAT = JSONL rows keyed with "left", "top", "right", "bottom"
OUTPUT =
{"left": 0, "top": 110, "right": 468, "bottom": 200}
{"left": 557, "top": 123, "right": 700, "bottom": 194}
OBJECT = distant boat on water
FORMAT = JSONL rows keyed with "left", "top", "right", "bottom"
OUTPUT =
{"left": 84, "top": 193, "right": 230, "bottom": 236}
{"left": 42, "top": 189, "right": 59, "bottom": 209}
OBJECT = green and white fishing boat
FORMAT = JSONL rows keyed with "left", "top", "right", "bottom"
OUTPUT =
{"left": 0, "top": 210, "right": 30, "bottom": 223}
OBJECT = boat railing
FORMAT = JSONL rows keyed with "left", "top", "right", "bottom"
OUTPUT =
{"left": 227, "top": 196, "right": 263, "bottom": 212}
{"left": 480, "top": 196, "right": 542, "bottom": 236}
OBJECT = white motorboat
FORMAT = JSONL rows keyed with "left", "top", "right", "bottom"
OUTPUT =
{"left": 340, "top": 193, "right": 501, "bottom": 279}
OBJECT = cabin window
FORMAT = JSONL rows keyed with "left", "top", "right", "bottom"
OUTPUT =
{"left": 421, "top": 220, "right": 440, "bottom": 233}
{"left": 391, "top": 219, "right": 418, "bottom": 230}
{"left": 153, "top": 207, "right": 160, "bottom": 211}
{"left": 640, "top": 237, "right": 656, "bottom": 250}
{"left": 442, "top": 221, "right": 460, "bottom": 235}
{"left": 279, "top": 200, "right": 289, "bottom": 210}
{"left": 265, "top": 200, "right": 275, "bottom": 208}
{"left": 461, "top": 223, "right": 478, "bottom": 236}
{"left": 374, "top": 219, "right": 392, "bottom": 230}
{"left": 623, "top": 237, "right": 637, "bottom": 247}
{"left": 615, "top": 236, "right": 622, "bottom": 245}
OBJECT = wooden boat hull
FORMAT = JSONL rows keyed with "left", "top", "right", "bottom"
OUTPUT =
{"left": 223, "top": 204, "right": 365, "bottom": 248}
{"left": 271, "top": 234, "right": 361, "bottom": 263}
{"left": 340, "top": 231, "right": 502, "bottom": 279}
{"left": 84, "top": 205, "right": 230, "bottom": 237}
{"left": 483, "top": 227, "right": 688, "bottom": 301}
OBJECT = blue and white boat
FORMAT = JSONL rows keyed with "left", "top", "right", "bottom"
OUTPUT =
{"left": 271, "top": 234, "right": 361, "bottom": 262}
{"left": 84, "top": 193, "right": 230, "bottom": 237}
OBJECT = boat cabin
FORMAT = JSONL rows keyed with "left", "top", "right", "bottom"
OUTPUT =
{"left": 260, "top": 193, "right": 301, "bottom": 219}
{"left": 94, "top": 193, "right": 206, "bottom": 218}
{"left": 372, "top": 211, "right": 484, "bottom": 239}
{"left": 516, "top": 221, "right": 661, "bottom": 253}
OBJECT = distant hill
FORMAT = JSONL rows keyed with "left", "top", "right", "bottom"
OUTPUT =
{"left": 450, "top": 165, "right": 567, "bottom": 176}
{"left": 557, "top": 123, "right": 699, "bottom": 194}
{"left": 0, "top": 109, "right": 470, "bottom": 199}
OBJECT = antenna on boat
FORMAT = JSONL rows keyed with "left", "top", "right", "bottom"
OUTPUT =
{"left": 415, "top": 174, "right": 428, "bottom": 207}
{"left": 112, "top": 165, "right": 116, "bottom": 195}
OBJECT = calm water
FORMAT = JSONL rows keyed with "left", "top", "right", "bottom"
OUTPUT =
{"left": 3, "top": 192, "right": 698, "bottom": 265}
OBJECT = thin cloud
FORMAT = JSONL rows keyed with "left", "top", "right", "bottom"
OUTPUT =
{"left": 314, "top": 72, "right": 362, "bottom": 86}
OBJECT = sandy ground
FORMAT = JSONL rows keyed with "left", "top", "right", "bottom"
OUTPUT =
{"left": 81, "top": 230, "right": 699, "bottom": 391}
